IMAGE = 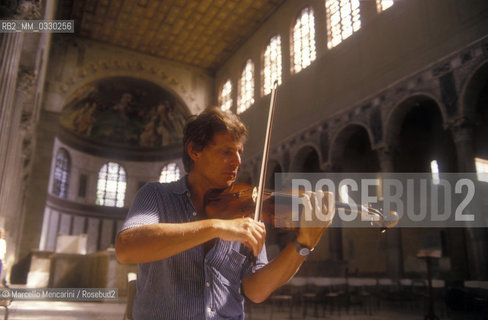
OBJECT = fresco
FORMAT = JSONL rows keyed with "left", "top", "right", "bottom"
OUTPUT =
{"left": 60, "top": 77, "right": 188, "bottom": 148}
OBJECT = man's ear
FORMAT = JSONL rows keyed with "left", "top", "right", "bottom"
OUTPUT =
{"left": 187, "top": 142, "right": 201, "bottom": 162}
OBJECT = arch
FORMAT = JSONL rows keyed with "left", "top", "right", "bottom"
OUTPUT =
{"left": 62, "top": 74, "right": 191, "bottom": 117}
{"left": 459, "top": 59, "right": 488, "bottom": 120}
{"left": 459, "top": 59, "right": 488, "bottom": 160}
{"left": 329, "top": 123, "right": 379, "bottom": 172}
{"left": 384, "top": 93, "right": 447, "bottom": 148}
{"left": 329, "top": 122, "right": 374, "bottom": 163}
{"left": 390, "top": 99, "right": 456, "bottom": 172}
{"left": 57, "top": 62, "right": 195, "bottom": 117}
{"left": 58, "top": 76, "right": 190, "bottom": 156}
{"left": 290, "top": 144, "right": 322, "bottom": 172}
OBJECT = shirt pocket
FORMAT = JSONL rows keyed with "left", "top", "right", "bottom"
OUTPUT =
{"left": 219, "top": 247, "right": 247, "bottom": 286}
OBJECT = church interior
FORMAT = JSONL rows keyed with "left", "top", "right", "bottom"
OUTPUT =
{"left": 1, "top": 0, "right": 488, "bottom": 318}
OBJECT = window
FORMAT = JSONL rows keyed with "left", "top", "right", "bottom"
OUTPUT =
{"left": 237, "top": 60, "right": 255, "bottom": 114}
{"left": 376, "top": 0, "right": 394, "bottom": 13}
{"left": 160, "top": 162, "right": 181, "bottom": 183}
{"left": 52, "top": 148, "right": 70, "bottom": 198}
{"left": 220, "top": 79, "right": 232, "bottom": 111}
{"left": 325, "top": 0, "right": 361, "bottom": 49}
{"left": 475, "top": 157, "right": 488, "bottom": 183}
{"left": 431, "top": 160, "right": 440, "bottom": 185}
{"left": 292, "top": 7, "right": 316, "bottom": 74}
{"left": 96, "top": 162, "right": 127, "bottom": 207}
{"left": 263, "top": 35, "right": 282, "bottom": 95}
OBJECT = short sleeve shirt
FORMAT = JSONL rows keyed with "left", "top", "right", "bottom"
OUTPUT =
{"left": 120, "top": 177, "right": 268, "bottom": 320}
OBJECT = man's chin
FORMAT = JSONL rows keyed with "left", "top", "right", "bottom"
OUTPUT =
{"left": 223, "top": 176, "right": 236, "bottom": 187}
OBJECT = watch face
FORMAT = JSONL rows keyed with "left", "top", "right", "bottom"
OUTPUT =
{"left": 299, "top": 247, "right": 310, "bottom": 256}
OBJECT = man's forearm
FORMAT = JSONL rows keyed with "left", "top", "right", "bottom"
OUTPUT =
{"left": 115, "top": 217, "right": 266, "bottom": 264}
{"left": 242, "top": 241, "right": 307, "bottom": 303}
{"left": 115, "top": 220, "right": 218, "bottom": 264}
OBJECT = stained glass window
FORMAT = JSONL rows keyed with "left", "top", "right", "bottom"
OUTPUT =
{"left": 160, "top": 162, "right": 181, "bottom": 183}
{"left": 325, "top": 0, "right": 361, "bottom": 49}
{"left": 96, "top": 162, "right": 127, "bottom": 207}
{"left": 52, "top": 148, "right": 70, "bottom": 198}
{"left": 376, "top": 0, "right": 394, "bottom": 13}
{"left": 292, "top": 7, "right": 316, "bottom": 74}
{"left": 220, "top": 79, "right": 233, "bottom": 111}
{"left": 263, "top": 35, "right": 282, "bottom": 95}
{"left": 237, "top": 59, "right": 255, "bottom": 114}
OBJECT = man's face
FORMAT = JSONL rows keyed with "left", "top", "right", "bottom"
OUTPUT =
{"left": 192, "top": 131, "right": 244, "bottom": 189}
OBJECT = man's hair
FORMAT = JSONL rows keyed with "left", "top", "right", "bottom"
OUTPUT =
{"left": 182, "top": 107, "right": 248, "bottom": 172}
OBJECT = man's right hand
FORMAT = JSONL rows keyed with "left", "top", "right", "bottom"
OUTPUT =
{"left": 214, "top": 218, "right": 266, "bottom": 257}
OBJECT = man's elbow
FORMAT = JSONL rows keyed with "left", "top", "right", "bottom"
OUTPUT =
{"left": 115, "top": 232, "right": 132, "bottom": 264}
{"left": 246, "top": 293, "right": 268, "bottom": 304}
{"left": 242, "top": 280, "right": 271, "bottom": 304}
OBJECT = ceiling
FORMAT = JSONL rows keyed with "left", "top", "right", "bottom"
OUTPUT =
{"left": 63, "top": 0, "right": 286, "bottom": 70}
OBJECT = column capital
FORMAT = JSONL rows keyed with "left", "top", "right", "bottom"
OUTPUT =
{"left": 447, "top": 117, "right": 475, "bottom": 144}
{"left": 14, "top": 1, "right": 42, "bottom": 20}
{"left": 323, "top": 162, "right": 341, "bottom": 173}
{"left": 376, "top": 145, "right": 396, "bottom": 172}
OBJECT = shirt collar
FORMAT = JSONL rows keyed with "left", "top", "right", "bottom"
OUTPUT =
{"left": 171, "top": 175, "right": 190, "bottom": 195}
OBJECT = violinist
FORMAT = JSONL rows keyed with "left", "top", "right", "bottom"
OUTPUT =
{"left": 115, "top": 107, "right": 334, "bottom": 320}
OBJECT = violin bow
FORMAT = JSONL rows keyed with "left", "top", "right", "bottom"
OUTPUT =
{"left": 254, "top": 80, "right": 279, "bottom": 222}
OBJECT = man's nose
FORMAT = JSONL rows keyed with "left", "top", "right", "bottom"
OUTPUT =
{"left": 231, "top": 151, "right": 242, "bottom": 166}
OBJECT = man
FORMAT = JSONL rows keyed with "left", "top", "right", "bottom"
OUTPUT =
{"left": 116, "top": 107, "right": 332, "bottom": 319}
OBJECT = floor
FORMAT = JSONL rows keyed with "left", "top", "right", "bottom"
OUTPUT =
{"left": 2, "top": 298, "right": 486, "bottom": 320}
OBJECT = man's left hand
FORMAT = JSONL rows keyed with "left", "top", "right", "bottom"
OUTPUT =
{"left": 295, "top": 191, "right": 335, "bottom": 249}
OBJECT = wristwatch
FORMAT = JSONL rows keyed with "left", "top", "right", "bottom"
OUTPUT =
{"left": 293, "top": 239, "right": 314, "bottom": 257}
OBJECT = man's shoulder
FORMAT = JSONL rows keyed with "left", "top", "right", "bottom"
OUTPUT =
{"left": 139, "top": 178, "right": 186, "bottom": 196}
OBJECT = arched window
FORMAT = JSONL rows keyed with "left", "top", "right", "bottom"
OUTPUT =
{"left": 292, "top": 7, "right": 316, "bottom": 74}
{"left": 475, "top": 157, "right": 488, "bottom": 183}
{"left": 263, "top": 35, "right": 282, "bottom": 95}
{"left": 160, "top": 162, "right": 181, "bottom": 183}
{"left": 237, "top": 59, "right": 255, "bottom": 114}
{"left": 376, "top": 0, "right": 394, "bottom": 13}
{"left": 325, "top": 0, "right": 361, "bottom": 49}
{"left": 430, "top": 160, "right": 440, "bottom": 185}
{"left": 52, "top": 148, "right": 70, "bottom": 198}
{"left": 96, "top": 162, "right": 127, "bottom": 208}
{"left": 220, "top": 79, "right": 233, "bottom": 111}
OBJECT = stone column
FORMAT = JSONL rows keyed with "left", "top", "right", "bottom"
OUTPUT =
{"left": 323, "top": 163, "right": 344, "bottom": 274}
{"left": 377, "top": 146, "right": 403, "bottom": 280}
{"left": 0, "top": 33, "right": 25, "bottom": 199}
{"left": 450, "top": 117, "right": 476, "bottom": 172}
{"left": 0, "top": 32, "right": 26, "bottom": 282}
{"left": 449, "top": 117, "right": 488, "bottom": 280}
{"left": 4, "top": 0, "right": 58, "bottom": 284}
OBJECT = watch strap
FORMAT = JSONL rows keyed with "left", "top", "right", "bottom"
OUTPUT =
{"left": 292, "top": 238, "right": 314, "bottom": 256}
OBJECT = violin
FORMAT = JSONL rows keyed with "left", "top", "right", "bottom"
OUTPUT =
{"left": 204, "top": 183, "right": 399, "bottom": 232}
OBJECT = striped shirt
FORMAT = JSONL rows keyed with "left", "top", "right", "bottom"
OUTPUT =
{"left": 120, "top": 177, "right": 268, "bottom": 320}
